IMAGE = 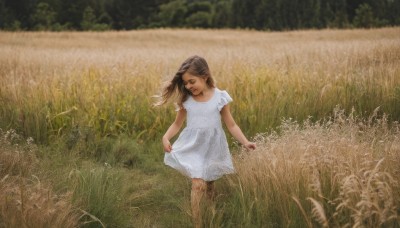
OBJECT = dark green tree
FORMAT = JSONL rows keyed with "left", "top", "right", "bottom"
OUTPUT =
{"left": 264, "top": 0, "right": 284, "bottom": 30}
{"left": 0, "top": 0, "right": 12, "bottom": 29}
{"left": 157, "top": 0, "right": 187, "bottom": 27}
{"left": 31, "top": 2, "right": 57, "bottom": 30}
{"left": 58, "top": 0, "right": 89, "bottom": 29}
{"left": 231, "top": 0, "right": 262, "bottom": 28}
{"left": 185, "top": 11, "right": 211, "bottom": 28}
{"left": 81, "top": 6, "right": 111, "bottom": 31}
{"left": 253, "top": 0, "right": 269, "bottom": 30}
{"left": 329, "top": 0, "right": 350, "bottom": 28}
{"left": 81, "top": 6, "right": 96, "bottom": 30}
{"left": 303, "top": 0, "right": 322, "bottom": 28}
{"left": 2, "top": 0, "right": 35, "bottom": 29}
{"left": 388, "top": 0, "right": 400, "bottom": 24}
{"left": 185, "top": 1, "right": 212, "bottom": 27}
{"left": 353, "top": 3, "right": 375, "bottom": 28}
{"left": 186, "top": 0, "right": 212, "bottom": 15}
{"left": 105, "top": 0, "right": 167, "bottom": 29}
{"left": 212, "top": 0, "right": 233, "bottom": 28}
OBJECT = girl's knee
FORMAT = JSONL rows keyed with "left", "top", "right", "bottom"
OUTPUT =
{"left": 192, "top": 179, "right": 206, "bottom": 192}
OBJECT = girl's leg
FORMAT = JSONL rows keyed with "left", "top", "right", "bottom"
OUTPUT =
{"left": 191, "top": 178, "right": 206, "bottom": 228}
{"left": 206, "top": 181, "right": 215, "bottom": 201}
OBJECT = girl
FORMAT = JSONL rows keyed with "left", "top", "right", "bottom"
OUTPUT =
{"left": 156, "top": 55, "right": 256, "bottom": 227}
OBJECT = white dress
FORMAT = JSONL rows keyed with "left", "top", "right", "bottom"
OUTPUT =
{"left": 164, "top": 88, "right": 235, "bottom": 181}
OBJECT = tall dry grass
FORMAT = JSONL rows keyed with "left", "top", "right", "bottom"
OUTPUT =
{"left": 212, "top": 108, "right": 400, "bottom": 227}
{"left": 0, "top": 28, "right": 399, "bottom": 145}
{"left": 0, "top": 129, "right": 81, "bottom": 227}
{"left": 0, "top": 128, "right": 131, "bottom": 227}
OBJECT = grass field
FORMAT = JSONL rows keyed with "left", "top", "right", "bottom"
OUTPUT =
{"left": 0, "top": 28, "right": 399, "bottom": 227}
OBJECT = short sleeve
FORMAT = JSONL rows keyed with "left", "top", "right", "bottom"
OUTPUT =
{"left": 217, "top": 90, "right": 233, "bottom": 111}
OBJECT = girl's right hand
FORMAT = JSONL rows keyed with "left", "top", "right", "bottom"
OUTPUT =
{"left": 162, "top": 137, "right": 172, "bottom": 152}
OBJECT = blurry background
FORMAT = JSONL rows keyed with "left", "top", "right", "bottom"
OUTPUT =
{"left": 1, "top": 0, "right": 400, "bottom": 31}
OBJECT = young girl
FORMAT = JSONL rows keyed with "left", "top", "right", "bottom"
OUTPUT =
{"left": 156, "top": 55, "right": 256, "bottom": 227}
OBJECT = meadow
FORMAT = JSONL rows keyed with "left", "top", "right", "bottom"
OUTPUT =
{"left": 0, "top": 28, "right": 399, "bottom": 227}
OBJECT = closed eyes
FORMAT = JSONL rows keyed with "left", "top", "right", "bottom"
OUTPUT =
{"left": 183, "top": 79, "right": 196, "bottom": 85}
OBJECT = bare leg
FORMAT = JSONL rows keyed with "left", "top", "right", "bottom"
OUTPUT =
{"left": 206, "top": 181, "right": 215, "bottom": 201}
{"left": 191, "top": 178, "right": 206, "bottom": 228}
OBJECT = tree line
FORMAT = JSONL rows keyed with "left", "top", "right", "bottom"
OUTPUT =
{"left": 1, "top": 0, "right": 399, "bottom": 31}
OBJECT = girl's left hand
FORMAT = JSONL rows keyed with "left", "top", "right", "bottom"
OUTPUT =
{"left": 244, "top": 142, "right": 256, "bottom": 150}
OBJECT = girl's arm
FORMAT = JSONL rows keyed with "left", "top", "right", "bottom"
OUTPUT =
{"left": 221, "top": 105, "right": 256, "bottom": 150}
{"left": 162, "top": 108, "right": 187, "bottom": 152}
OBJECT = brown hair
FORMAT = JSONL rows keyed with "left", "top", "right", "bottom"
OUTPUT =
{"left": 155, "top": 55, "right": 215, "bottom": 108}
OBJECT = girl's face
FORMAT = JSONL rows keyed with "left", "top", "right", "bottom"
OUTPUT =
{"left": 182, "top": 72, "right": 208, "bottom": 96}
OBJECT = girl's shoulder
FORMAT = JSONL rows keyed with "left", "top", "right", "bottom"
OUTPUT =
{"left": 214, "top": 87, "right": 227, "bottom": 95}
{"left": 214, "top": 87, "right": 222, "bottom": 94}
{"left": 215, "top": 87, "right": 232, "bottom": 98}
{"left": 215, "top": 87, "right": 233, "bottom": 111}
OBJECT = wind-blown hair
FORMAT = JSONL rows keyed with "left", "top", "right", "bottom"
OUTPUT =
{"left": 155, "top": 55, "right": 215, "bottom": 108}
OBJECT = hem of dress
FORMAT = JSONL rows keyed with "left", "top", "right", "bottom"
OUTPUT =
{"left": 164, "top": 162, "right": 235, "bottom": 181}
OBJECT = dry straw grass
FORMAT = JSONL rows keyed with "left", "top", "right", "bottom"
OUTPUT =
{"left": 0, "top": 129, "right": 81, "bottom": 227}
{"left": 228, "top": 107, "right": 400, "bottom": 227}
{"left": 0, "top": 28, "right": 399, "bottom": 144}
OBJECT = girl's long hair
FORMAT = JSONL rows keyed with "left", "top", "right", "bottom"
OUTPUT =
{"left": 154, "top": 55, "right": 215, "bottom": 108}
